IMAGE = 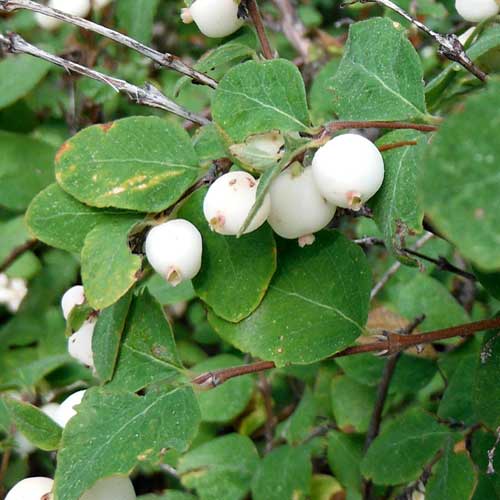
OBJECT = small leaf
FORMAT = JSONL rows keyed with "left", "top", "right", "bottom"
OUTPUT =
{"left": 251, "top": 444, "right": 312, "bottom": 500}
{"left": 327, "top": 431, "right": 364, "bottom": 492}
{"left": 179, "top": 434, "right": 259, "bottom": 500}
{"left": 331, "top": 18, "right": 428, "bottom": 121}
{"left": 209, "top": 231, "right": 371, "bottom": 366}
{"left": 278, "top": 387, "right": 317, "bottom": 445}
{"left": 93, "top": 290, "right": 134, "bottom": 383}
{"left": 55, "top": 117, "right": 200, "bottom": 212}
{"left": 53, "top": 386, "right": 200, "bottom": 500}
{"left": 81, "top": 216, "right": 143, "bottom": 309}
{"left": 178, "top": 189, "right": 276, "bottom": 322}
{"left": 361, "top": 409, "right": 450, "bottom": 485}
{"left": 106, "top": 290, "right": 183, "bottom": 392}
{"left": 4, "top": 397, "right": 62, "bottom": 451}
{"left": 115, "top": 0, "right": 160, "bottom": 44}
{"left": 212, "top": 59, "right": 310, "bottom": 143}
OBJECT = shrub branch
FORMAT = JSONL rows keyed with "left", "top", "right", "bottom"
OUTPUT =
{"left": 0, "top": 0, "right": 217, "bottom": 88}
{"left": 0, "top": 32, "right": 211, "bottom": 125}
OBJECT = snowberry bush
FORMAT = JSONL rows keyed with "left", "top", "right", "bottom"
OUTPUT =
{"left": 1, "top": 0, "right": 500, "bottom": 499}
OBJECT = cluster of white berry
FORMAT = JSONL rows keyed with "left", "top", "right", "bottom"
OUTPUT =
{"left": 35, "top": 0, "right": 112, "bottom": 30}
{"left": 455, "top": 0, "right": 499, "bottom": 22}
{"left": 7, "top": 390, "right": 136, "bottom": 500}
{"left": 181, "top": 0, "right": 244, "bottom": 38}
{"left": 144, "top": 133, "right": 384, "bottom": 286}
{"left": 61, "top": 285, "right": 95, "bottom": 369}
{"left": 0, "top": 273, "right": 27, "bottom": 313}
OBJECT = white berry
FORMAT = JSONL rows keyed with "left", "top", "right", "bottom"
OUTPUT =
{"left": 61, "top": 285, "right": 85, "bottom": 320}
{"left": 455, "top": 0, "right": 499, "bottom": 22}
{"left": 5, "top": 477, "right": 53, "bottom": 500}
{"left": 183, "top": 0, "right": 244, "bottom": 38}
{"left": 312, "top": 134, "right": 384, "bottom": 210}
{"left": 145, "top": 220, "right": 203, "bottom": 287}
{"left": 203, "top": 171, "right": 271, "bottom": 236}
{"left": 41, "top": 403, "right": 61, "bottom": 422}
{"left": 268, "top": 164, "right": 336, "bottom": 243}
{"left": 68, "top": 320, "right": 95, "bottom": 368}
{"left": 53, "top": 390, "right": 86, "bottom": 428}
{"left": 81, "top": 476, "right": 136, "bottom": 500}
{"left": 36, "top": 0, "right": 91, "bottom": 30}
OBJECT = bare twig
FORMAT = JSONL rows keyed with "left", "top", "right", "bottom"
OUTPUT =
{"left": 192, "top": 317, "right": 500, "bottom": 389}
{"left": 0, "top": 239, "right": 38, "bottom": 274}
{"left": 323, "top": 120, "right": 438, "bottom": 135}
{"left": 350, "top": 0, "right": 487, "bottom": 81}
{"left": 0, "top": 33, "right": 211, "bottom": 125}
{"left": 272, "top": 0, "right": 311, "bottom": 59}
{"left": 362, "top": 315, "right": 426, "bottom": 499}
{"left": 0, "top": 0, "right": 217, "bottom": 88}
{"left": 246, "top": 0, "right": 275, "bottom": 59}
{"left": 354, "top": 237, "right": 385, "bottom": 247}
{"left": 370, "top": 232, "right": 433, "bottom": 300}
{"left": 378, "top": 140, "right": 417, "bottom": 152}
{"left": 403, "top": 248, "right": 477, "bottom": 282}
{"left": 487, "top": 426, "right": 500, "bottom": 475}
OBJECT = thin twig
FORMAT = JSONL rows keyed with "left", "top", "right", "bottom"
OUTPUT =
{"left": 272, "top": 0, "right": 311, "bottom": 59}
{"left": 487, "top": 426, "right": 500, "bottom": 475}
{"left": 354, "top": 237, "right": 385, "bottom": 247}
{"left": 378, "top": 140, "right": 417, "bottom": 152}
{"left": 350, "top": 0, "right": 487, "bottom": 81}
{"left": 324, "top": 120, "right": 438, "bottom": 135}
{"left": 362, "top": 315, "right": 426, "bottom": 500}
{"left": 403, "top": 248, "right": 477, "bottom": 281}
{"left": 192, "top": 317, "right": 500, "bottom": 389}
{"left": 246, "top": 0, "right": 275, "bottom": 59}
{"left": 0, "top": 239, "right": 38, "bottom": 274}
{"left": 0, "top": 33, "right": 211, "bottom": 125}
{"left": 0, "top": 0, "right": 217, "bottom": 88}
{"left": 258, "top": 372, "right": 276, "bottom": 453}
{"left": 370, "top": 232, "right": 433, "bottom": 300}
{"left": 159, "top": 463, "right": 181, "bottom": 480}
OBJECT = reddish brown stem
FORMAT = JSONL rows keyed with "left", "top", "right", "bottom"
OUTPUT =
{"left": 191, "top": 360, "right": 276, "bottom": 387}
{"left": 324, "top": 120, "right": 438, "bottom": 134}
{"left": 378, "top": 140, "right": 417, "bottom": 152}
{"left": 0, "top": 239, "right": 38, "bottom": 274}
{"left": 246, "top": 0, "right": 275, "bottom": 59}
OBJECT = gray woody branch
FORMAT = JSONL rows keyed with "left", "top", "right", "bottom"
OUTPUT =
{"left": 0, "top": 32, "right": 211, "bottom": 125}
{"left": 0, "top": 0, "right": 217, "bottom": 88}
{"left": 353, "top": 0, "right": 487, "bottom": 81}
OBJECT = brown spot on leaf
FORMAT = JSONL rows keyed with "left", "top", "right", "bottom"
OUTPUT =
{"left": 99, "top": 122, "right": 116, "bottom": 133}
{"left": 55, "top": 142, "right": 73, "bottom": 164}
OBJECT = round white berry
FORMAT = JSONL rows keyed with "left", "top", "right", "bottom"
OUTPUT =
{"left": 186, "top": 0, "right": 244, "bottom": 38}
{"left": 80, "top": 476, "right": 136, "bottom": 500}
{"left": 203, "top": 171, "right": 271, "bottom": 236}
{"left": 145, "top": 220, "right": 203, "bottom": 287}
{"left": 61, "top": 285, "right": 85, "bottom": 320}
{"left": 36, "top": 0, "right": 91, "bottom": 29}
{"left": 14, "top": 432, "right": 36, "bottom": 457}
{"left": 268, "top": 164, "right": 336, "bottom": 243}
{"left": 312, "top": 134, "right": 384, "bottom": 210}
{"left": 53, "top": 390, "right": 86, "bottom": 428}
{"left": 41, "top": 403, "right": 61, "bottom": 422}
{"left": 68, "top": 320, "right": 95, "bottom": 368}
{"left": 5, "top": 477, "right": 53, "bottom": 500}
{"left": 455, "top": 0, "right": 499, "bottom": 22}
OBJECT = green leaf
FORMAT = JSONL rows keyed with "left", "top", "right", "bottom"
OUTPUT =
{"left": 212, "top": 59, "right": 310, "bottom": 143}
{"left": 138, "top": 493, "right": 196, "bottom": 500}
{"left": 0, "top": 55, "right": 50, "bottom": 110}
{"left": 251, "top": 444, "right": 312, "bottom": 500}
{"left": 4, "top": 397, "right": 62, "bottom": 451}
{"left": 309, "top": 59, "right": 341, "bottom": 125}
{"left": 278, "top": 387, "right": 317, "bottom": 445}
{"left": 193, "top": 124, "right": 228, "bottom": 166}
{"left": 93, "top": 291, "right": 134, "bottom": 383}
{"left": 193, "top": 354, "right": 254, "bottom": 423}
{"left": 106, "top": 290, "right": 183, "bottom": 392}
{"left": 115, "top": 0, "right": 160, "bottom": 44}
{"left": 179, "top": 434, "right": 259, "bottom": 500}
{"left": 426, "top": 438, "right": 477, "bottom": 500}
{"left": 327, "top": 431, "right": 364, "bottom": 492}
{"left": 474, "top": 331, "right": 500, "bottom": 430}
{"left": 385, "top": 272, "right": 469, "bottom": 332}
{"left": 361, "top": 409, "right": 450, "bottom": 485}
{"left": 53, "top": 386, "right": 200, "bottom": 500}
{"left": 371, "top": 131, "right": 426, "bottom": 262}
{"left": 0, "top": 130, "right": 55, "bottom": 211}
{"left": 209, "top": 231, "right": 371, "bottom": 366}
{"left": 55, "top": 117, "right": 200, "bottom": 212}
{"left": 475, "top": 268, "right": 500, "bottom": 301}
{"left": 331, "top": 376, "right": 376, "bottom": 433}
{"left": 26, "top": 184, "right": 131, "bottom": 253}
{"left": 331, "top": 18, "right": 428, "bottom": 121}
{"left": 420, "top": 82, "right": 500, "bottom": 271}
{"left": 178, "top": 189, "right": 276, "bottom": 322}
{"left": 81, "top": 216, "right": 143, "bottom": 309}
{"left": 471, "top": 430, "right": 500, "bottom": 498}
